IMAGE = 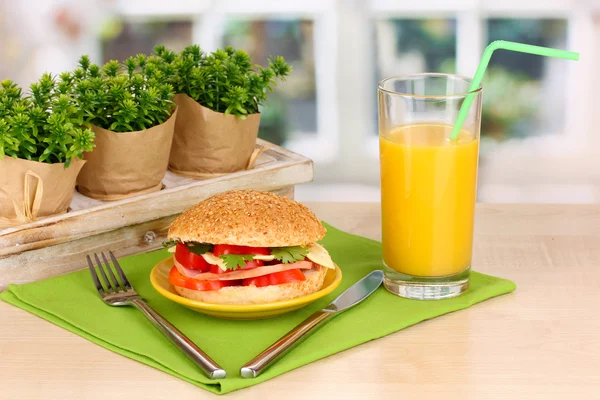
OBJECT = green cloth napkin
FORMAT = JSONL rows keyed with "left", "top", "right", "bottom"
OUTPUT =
{"left": 0, "top": 223, "right": 515, "bottom": 394}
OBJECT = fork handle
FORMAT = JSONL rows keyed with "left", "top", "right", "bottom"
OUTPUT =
{"left": 130, "top": 299, "right": 226, "bottom": 379}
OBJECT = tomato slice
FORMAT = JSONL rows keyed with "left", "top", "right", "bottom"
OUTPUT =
{"left": 168, "top": 267, "right": 241, "bottom": 291}
{"left": 209, "top": 264, "right": 227, "bottom": 275}
{"left": 209, "top": 259, "right": 264, "bottom": 275}
{"left": 240, "top": 259, "right": 263, "bottom": 270}
{"left": 174, "top": 243, "right": 211, "bottom": 272}
{"left": 213, "top": 244, "right": 270, "bottom": 256}
{"left": 242, "top": 269, "right": 306, "bottom": 287}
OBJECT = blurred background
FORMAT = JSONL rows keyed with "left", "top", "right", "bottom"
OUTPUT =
{"left": 1, "top": 0, "right": 597, "bottom": 203}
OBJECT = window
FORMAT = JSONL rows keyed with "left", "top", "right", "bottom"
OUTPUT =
{"left": 100, "top": 2, "right": 336, "bottom": 159}
{"left": 483, "top": 19, "right": 567, "bottom": 141}
{"left": 375, "top": 18, "right": 457, "bottom": 78}
{"left": 223, "top": 19, "right": 317, "bottom": 145}
{"left": 102, "top": 20, "right": 193, "bottom": 63}
{"left": 33, "top": 0, "right": 592, "bottom": 202}
{"left": 374, "top": 18, "right": 457, "bottom": 134}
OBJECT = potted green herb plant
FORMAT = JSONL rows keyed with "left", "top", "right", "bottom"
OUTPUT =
{"left": 73, "top": 55, "right": 176, "bottom": 200}
{"left": 153, "top": 45, "right": 291, "bottom": 178}
{"left": 0, "top": 77, "right": 94, "bottom": 227}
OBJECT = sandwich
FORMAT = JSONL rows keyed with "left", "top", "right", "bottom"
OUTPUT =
{"left": 163, "top": 190, "right": 335, "bottom": 304}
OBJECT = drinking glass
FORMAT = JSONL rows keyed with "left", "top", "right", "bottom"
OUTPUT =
{"left": 378, "top": 73, "right": 482, "bottom": 300}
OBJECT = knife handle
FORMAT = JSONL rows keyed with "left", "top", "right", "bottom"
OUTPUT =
{"left": 240, "top": 310, "right": 334, "bottom": 378}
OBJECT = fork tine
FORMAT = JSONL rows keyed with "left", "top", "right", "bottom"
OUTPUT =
{"left": 109, "top": 251, "right": 133, "bottom": 290}
{"left": 94, "top": 253, "right": 115, "bottom": 293}
{"left": 86, "top": 255, "right": 104, "bottom": 294}
{"left": 101, "top": 252, "right": 123, "bottom": 291}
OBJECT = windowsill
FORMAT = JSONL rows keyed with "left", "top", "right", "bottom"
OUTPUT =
{"left": 295, "top": 182, "right": 600, "bottom": 203}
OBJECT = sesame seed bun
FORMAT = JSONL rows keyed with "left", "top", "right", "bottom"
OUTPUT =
{"left": 168, "top": 190, "right": 326, "bottom": 247}
{"left": 172, "top": 266, "right": 327, "bottom": 305}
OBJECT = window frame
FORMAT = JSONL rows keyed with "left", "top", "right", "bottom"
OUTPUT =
{"left": 366, "top": 0, "right": 594, "bottom": 187}
{"left": 112, "top": 0, "right": 339, "bottom": 163}
{"left": 110, "top": 0, "right": 595, "bottom": 189}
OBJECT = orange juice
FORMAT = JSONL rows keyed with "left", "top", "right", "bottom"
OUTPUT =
{"left": 380, "top": 123, "right": 479, "bottom": 277}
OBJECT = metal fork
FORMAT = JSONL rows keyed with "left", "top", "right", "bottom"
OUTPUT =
{"left": 86, "top": 251, "right": 226, "bottom": 379}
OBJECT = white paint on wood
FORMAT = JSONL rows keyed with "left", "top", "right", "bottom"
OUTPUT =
{"left": 0, "top": 140, "right": 310, "bottom": 288}
{"left": 0, "top": 187, "right": 295, "bottom": 290}
{"left": 0, "top": 140, "right": 311, "bottom": 254}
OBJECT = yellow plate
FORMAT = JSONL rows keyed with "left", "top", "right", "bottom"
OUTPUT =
{"left": 150, "top": 257, "right": 343, "bottom": 320}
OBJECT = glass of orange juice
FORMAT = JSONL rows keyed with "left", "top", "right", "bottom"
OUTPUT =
{"left": 378, "top": 74, "right": 482, "bottom": 300}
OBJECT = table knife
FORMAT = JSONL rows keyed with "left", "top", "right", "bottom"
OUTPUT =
{"left": 240, "top": 269, "right": 384, "bottom": 378}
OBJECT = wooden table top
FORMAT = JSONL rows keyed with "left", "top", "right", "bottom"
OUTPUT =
{"left": 1, "top": 202, "right": 599, "bottom": 399}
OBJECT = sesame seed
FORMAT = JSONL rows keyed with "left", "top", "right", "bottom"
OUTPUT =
{"left": 167, "top": 189, "right": 325, "bottom": 246}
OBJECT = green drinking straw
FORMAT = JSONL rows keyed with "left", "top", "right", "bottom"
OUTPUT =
{"left": 450, "top": 40, "right": 580, "bottom": 141}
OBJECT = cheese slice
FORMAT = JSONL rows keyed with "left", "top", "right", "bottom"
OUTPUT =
{"left": 253, "top": 254, "right": 276, "bottom": 261}
{"left": 176, "top": 260, "right": 313, "bottom": 281}
{"left": 201, "top": 252, "right": 228, "bottom": 271}
{"left": 306, "top": 243, "right": 335, "bottom": 269}
{"left": 183, "top": 245, "right": 333, "bottom": 270}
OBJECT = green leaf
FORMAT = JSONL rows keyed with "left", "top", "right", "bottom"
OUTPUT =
{"left": 161, "top": 241, "right": 213, "bottom": 256}
{"left": 187, "top": 243, "right": 214, "bottom": 255}
{"left": 71, "top": 56, "right": 173, "bottom": 133}
{"left": 161, "top": 240, "right": 179, "bottom": 249}
{"left": 220, "top": 254, "right": 254, "bottom": 270}
{"left": 270, "top": 246, "right": 308, "bottom": 264}
{"left": 160, "top": 45, "right": 289, "bottom": 118}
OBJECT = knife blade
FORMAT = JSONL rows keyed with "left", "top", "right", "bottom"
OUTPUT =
{"left": 240, "top": 269, "right": 384, "bottom": 378}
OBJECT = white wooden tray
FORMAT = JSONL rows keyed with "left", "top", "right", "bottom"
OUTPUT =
{"left": 0, "top": 139, "right": 313, "bottom": 289}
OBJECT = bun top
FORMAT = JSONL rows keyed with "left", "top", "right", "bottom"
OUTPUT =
{"left": 168, "top": 190, "right": 326, "bottom": 247}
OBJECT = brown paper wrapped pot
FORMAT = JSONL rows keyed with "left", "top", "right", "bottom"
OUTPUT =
{"left": 169, "top": 94, "right": 261, "bottom": 177}
{"left": 0, "top": 157, "right": 85, "bottom": 228}
{"left": 76, "top": 109, "right": 177, "bottom": 201}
